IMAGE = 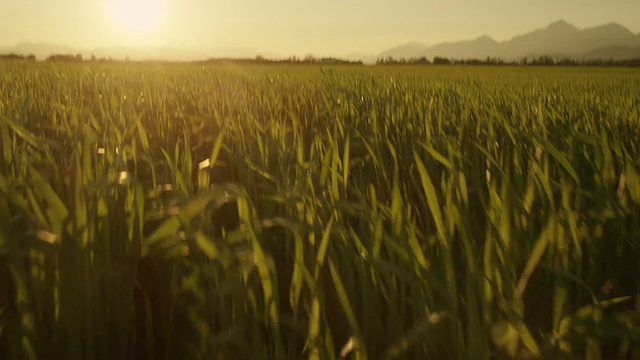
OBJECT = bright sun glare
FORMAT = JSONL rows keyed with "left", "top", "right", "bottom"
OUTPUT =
{"left": 107, "top": 0, "right": 165, "bottom": 33}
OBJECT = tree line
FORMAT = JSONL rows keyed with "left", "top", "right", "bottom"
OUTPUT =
{"left": 0, "top": 54, "right": 36, "bottom": 61}
{"left": 0, "top": 53, "right": 88, "bottom": 62}
{"left": 201, "top": 54, "right": 363, "bottom": 65}
{"left": 2, "top": 53, "right": 639, "bottom": 66}
{"left": 376, "top": 55, "right": 640, "bottom": 66}
{"left": 1, "top": 53, "right": 364, "bottom": 65}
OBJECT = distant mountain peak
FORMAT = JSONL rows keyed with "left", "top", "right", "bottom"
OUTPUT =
{"left": 476, "top": 35, "right": 497, "bottom": 43}
{"left": 601, "top": 21, "right": 624, "bottom": 28}
{"left": 379, "top": 20, "right": 640, "bottom": 61}
{"left": 592, "top": 22, "right": 631, "bottom": 32}
{"left": 586, "top": 22, "right": 635, "bottom": 39}
{"left": 547, "top": 20, "right": 577, "bottom": 30}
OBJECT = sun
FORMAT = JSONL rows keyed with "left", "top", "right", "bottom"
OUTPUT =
{"left": 107, "top": 0, "right": 166, "bottom": 33}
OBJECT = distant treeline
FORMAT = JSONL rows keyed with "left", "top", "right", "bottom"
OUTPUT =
{"left": 3, "top": 52, "right": 639, "bottom": 67}
{"left": 0, "top": 53, "right": 36, "bottom": 61}
{"left": 46, "top": 54, "right": 85, "bottom": 62}
{"left": 1, "top": 53, "right": 364, "bottom": 65}
{"left": 0, "top": 53, "right": 87, "bottom": 62}
{"left": 200, "top": 55, "right": 363, "bottom": 65}
{"left": 376, "top": 55, "right": 640, "bottom": 67}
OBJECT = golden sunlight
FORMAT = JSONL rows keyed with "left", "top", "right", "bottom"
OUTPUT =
{"left": 106, "top": 0, "right": 166, "bottom": 33}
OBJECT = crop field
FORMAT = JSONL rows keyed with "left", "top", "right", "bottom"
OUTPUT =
{"left": 0, "top": 62, "right": 639, "bottom": 359}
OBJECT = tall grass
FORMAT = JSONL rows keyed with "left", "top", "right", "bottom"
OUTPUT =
{"left": 1, "top": 61, "right": 639, "bottom": 359}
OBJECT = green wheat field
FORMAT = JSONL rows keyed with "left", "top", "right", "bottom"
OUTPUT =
{"left": 1, "top": 61, "right": 639, "bottom": 359}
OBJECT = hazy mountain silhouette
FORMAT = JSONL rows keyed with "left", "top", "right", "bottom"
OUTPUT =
{"left": 426, "top": 35, "right": 501, "bottom": 59}
{"left": 2, "top": 20, "right": 639, "bottom": 62}
{"left": 0, "top": 42, "right": 264, "bottom": 61}
{"left": 380, "top": 20, "right": 640, "bottom": 61}
{"left": 580, "top": 45, "right": 640, "bottom": 60}
{"left": 378, "top": 42, "right": 430, "bottom": 60}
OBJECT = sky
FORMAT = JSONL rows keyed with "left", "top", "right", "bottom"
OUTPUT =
{"left": 1, "top": 0, "right": 639, "bottom": 57}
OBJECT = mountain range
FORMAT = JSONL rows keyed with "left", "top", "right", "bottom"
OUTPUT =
{"left": 379, "top": 20, "right": 640, "bottom": 61}
{"left": 1, "top": 20, "right": 639, "bottom": 62}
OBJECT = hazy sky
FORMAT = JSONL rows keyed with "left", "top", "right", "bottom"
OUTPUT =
{"left": 1, "top": 0, "right": 639, "bottom": 56}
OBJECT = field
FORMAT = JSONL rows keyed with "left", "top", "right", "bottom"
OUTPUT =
{"left": 1, "top": 62, "right": 639, "bottom": 359}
